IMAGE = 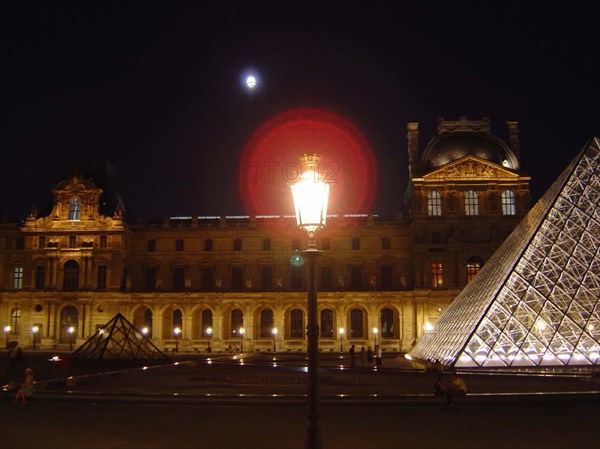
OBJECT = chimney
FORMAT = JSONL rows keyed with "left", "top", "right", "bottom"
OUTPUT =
{"left": 407, "top": 122, "right": 420, "bottom": 179}
{"left": 506, "top": 121, "right": 520, "bottom": 159}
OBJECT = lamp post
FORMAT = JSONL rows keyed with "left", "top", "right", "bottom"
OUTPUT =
{"left": 290, "top": 153, "right": 330, "bottom": 449}
{"left": 4, "top": 325, "right": 11, "bottom": 349}
{"left": 32, "top": 325, "right": 39, "bottom": 351}
{"left": 339, "top": 327, "right": 345, "bottom": 352}
{"left": 239, "top": 327, "right": 245, "bottom": 353}
{"left": 206, "top": 327, "right": 213, "bottom": 353}
{"left": 373, "top": 327, "right": 379, "bottom": 348}
{"left": 68, "top": 326, "right": 75, "bottom": 351}
{"left": 272, "top": 327, "right": 278, "bottom": 353}
{"left": 173, "top": 327, "right": 181, "bottom": 353}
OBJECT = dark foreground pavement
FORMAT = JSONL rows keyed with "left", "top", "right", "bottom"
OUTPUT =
{"left": 1, "top": 351, "right": 599, "bottom": 449}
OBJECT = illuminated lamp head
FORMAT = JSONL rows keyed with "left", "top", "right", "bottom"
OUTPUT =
{"left": 290, "top": 154, "right": 330, "bottom": 240}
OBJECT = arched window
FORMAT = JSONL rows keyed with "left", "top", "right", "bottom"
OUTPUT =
{"left": 465, "top": 190, "right": 479, "bottom": 215}
{"left": 68, "top": 197, "right": 81, "bottom": 220}
{"left": 69, "top": 235, "right": 77, "bottom": 248}
{"left": 260, "top": 309, "right": 274, "bottom": 338}
{"left": 172, "top": 309, "right": 183, "bottom": 332}
{"left": 63, "top": 260, "right": 79, "bottom": 290}
{"left": 381, "top": 308, "right": 395, "bottom": 338}
{"left": 350, "top": 309, "right": 364, "bottom": 338}
{"left": 466, "top": 256, "right": 485, "bottom": 283}
{"left": 134, "top": 307, "right": 153, "bottom": 337}
{"left": 10, "top": 307, "right": 21, "bottom": 333}
{"left": 202, "top": 309, "right": 213, "bottom": 336}
{"left": 290, "top": 309, "right": 304, "bottom": 339}
{"left": 502, "top": 190, "right": 516, "bottom": 215}
{"left": 320, "top": 309, "right": 334, "bottom": 338}
{"left": 427, "top": 190, "right": 442, "bottom": 216}
{"left": 99, "top": 235, "right": 108, "bottom": 248}
{"left": 59, "top": 305, "right": 78, "bottom": 343}
{"left": 231, "top": 309, "right": 243, "bottom": 338}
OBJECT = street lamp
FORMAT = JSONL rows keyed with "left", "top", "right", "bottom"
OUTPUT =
{"left": 68, "top": 326, "right": 75, "bottom": 351}
{"left": 4, "top": 325, "right": 11, "bottom": 349}
{"left": 339, "top": 327, "right": 345, "bottom": 352}
{"left": 32, "top": 325, "right": 39, "bottom": 351}
{"left": 239, "top": 327, "right": 245, "bottom": 353}
{"left": 173, "top": 327, "right": 182, "bottom": 353}
{"left": 272, "top": 327, "right": 278, "bottom": 353}
{"left": 290, "top": 153, "right": 330, "bottom": 449}
{"left": 373, "top": 327, "right": 379, "bottom": 348}
{"left": 206, "top": 327, "right": 213, "bottom": 353}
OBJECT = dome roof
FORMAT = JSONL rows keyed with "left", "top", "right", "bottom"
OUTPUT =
{"left": 421, "top": 132, "right": 519, "bottom": 170}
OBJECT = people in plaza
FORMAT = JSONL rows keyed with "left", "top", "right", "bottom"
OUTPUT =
{"left": 13, "top": 368, "right": 35, "bottom": 405}
{"left": 366, "top": 346, "right": 373, "bottom": 365}
{"left": 445, "top": 373, "right": 467, "bottom": 408}
{"left": 375, "top": 345, "right": 382, "bottom": 368}
{"left": 359, "top": 346, "right": 367, "bottom": 368}
{"left": 349, "top": 344, "right": 356, "bottom": 367}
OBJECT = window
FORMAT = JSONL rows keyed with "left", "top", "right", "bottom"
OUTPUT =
{"left": 261, "top": 266, "right": 272, "bottom": 290}
{"left": 202, "top": 309, "right": 213, "bottom": 336}
{"left": 380, "top": 265, "right": 392, "bottom": 289}
{"left": 432, "top": 232, "right": 441, "bottom": 244}
{"left": 68, "top": 197, "right": 81, "bottom": 220}
{"left": 350, "top": 266, "right": 362, "bottom": 289}
{"left": 382, "top": 237, "right": 390, "bottom": 250}
{"left": 175, "top": 239, "right": 184, "bottom": 251}
{"left": 97, "top": 265, "right": 107, "bottom": 290}
{"left": 13, "top": 267, "right": 24, "bottom": 290}
{"left": 99, "top": 235, "right": 108, "bottom": 248}
{"left": 204, "top": 239, "right": 213, "bottom": 251}
{"left": 11, "top": 307, "right": 21, "bottom": 333}
{"left": 69, "top": 235, "right": 77, "bottom": 248}
{"left": 291, "top": 266, "right": 302, "bottom": 290}
{"left": 466, "top": 256, "right": 484, "bottom": 283}
{"left": 201, "top": 267, "right": 213, "bottom": 291}
{"left": 262, "top": 238, "right": 271, "bottom": 251}
{"left": 233, "top": 239, "right": 242, "bottom": 251}
{"left": 39, "top": 236, "right": 46, "bottom": 248}
{"left": 320, "top": 266, "right": 332, "bottom": 290}
{"left": 320, "top": 309, "right": 334, "bottom": 338}
{"left": 428, "top": 190, "right": 442, "bottom": 216}
{"left": 35, "top": 265, "right": 45, "bottom": 289}
{"left": 465, "top": 190, "right": 479, "bottom": 215}
{"left": 290, "top": 309, "right": 304, "bottom": 338}
{"left": 381, "top": 308, "right": 395, "bottom": 338}
{"left": 260, "top": 309, "right": 274, "bottom": 338}
{"left": 172, "top": 309, "right": 183, "bottom": 332}
{"left": 502, "top": 190, "right": 516, "bottom": 215}
{"left": 173, "top": 267, "right": 185, "bottom": 290}
{"left": 63, "top": 260, "right": 79, "bottom": 290}
{"left": 231, "top": 309, "right": 243, "bottom": 337}
{"left": 352, "top": 237, "right": 360, "bottom": 250}
{"left": 145, "top": 267, "right": 157, "bottom": 290}
{"left": 231, "top": 267, "right": 243, "bottom": 289}
{"left": 431, "top": 262, "right": 443, "bottom": 288}
{"left": 16, "top": 238, "right": 24, "bottom": 250}
{"left": 350, "top": 309, "right": 364, "bottom": 338}
{"left": 147, "top": 239, "right": 156, "bottom": 252}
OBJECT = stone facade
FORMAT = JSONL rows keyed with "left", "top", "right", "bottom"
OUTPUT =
{"left": 0, "top": 118, "right": 531, "bottom": 353}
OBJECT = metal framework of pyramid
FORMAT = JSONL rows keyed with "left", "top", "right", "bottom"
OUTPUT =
{"left": 71, "top": 313, "right": 169, "bottom": 360}
{"left": 409, "top": 138, "right": 600, "bottom": 369}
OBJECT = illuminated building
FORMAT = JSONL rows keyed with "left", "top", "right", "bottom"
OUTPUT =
{"left": 0, "top": 118, "right": 532, "bottom": 354}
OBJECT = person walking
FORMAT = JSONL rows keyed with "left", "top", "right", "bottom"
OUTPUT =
{"left": 349, "top": 344, "right": 356, "bottom": 368}
{"left": 366, "top": 346, "right": 373, "bottom": 366}
{"left": 375, "top": 345, "right": 382, "bottom": 369}
{"left": 359, "top": 346, "right": 367, "bottom": 368}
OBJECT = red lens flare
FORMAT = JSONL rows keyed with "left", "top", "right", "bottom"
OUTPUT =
{"left": 239, "top": 108, "right": 378, "bottom": 216}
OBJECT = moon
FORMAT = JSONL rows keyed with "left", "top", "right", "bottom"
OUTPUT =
{"left": 246, "top": 75, "right": 257, "bottom": 89}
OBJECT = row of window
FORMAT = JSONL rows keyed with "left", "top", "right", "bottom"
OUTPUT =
{"left": 430, "top": 256, "right": 484, "bottom": 288}
{"left": 427, "top": 189, "right": 517, "bottom": 216}
{"left": 136, "top": 307, "right": 398, "bottom": 340}
{"left": 147, "top": 237, "right": 392, "bottom": 252}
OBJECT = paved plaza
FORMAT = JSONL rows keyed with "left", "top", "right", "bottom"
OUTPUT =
{"left": 1, "top": 351, "right": 599, "bottom": 449}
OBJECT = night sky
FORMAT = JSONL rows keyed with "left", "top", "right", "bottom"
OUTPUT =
{"left": 1, "top": 1, "right": 599, "bottom": 220}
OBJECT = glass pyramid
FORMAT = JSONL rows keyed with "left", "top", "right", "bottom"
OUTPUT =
{"left": 71, "top": 313, "right": 169, "bottom": 360}
{"left": 409, "top": 138, "right": 600, "bottom": 368}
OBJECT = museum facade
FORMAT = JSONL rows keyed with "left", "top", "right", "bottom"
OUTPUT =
{"left": 0, "top": 117, "right": 531, "bottom": 353}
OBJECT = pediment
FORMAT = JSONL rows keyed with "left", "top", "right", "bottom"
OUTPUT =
{"left": 423, "top": 155, "right": 519, "bottom": 180}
